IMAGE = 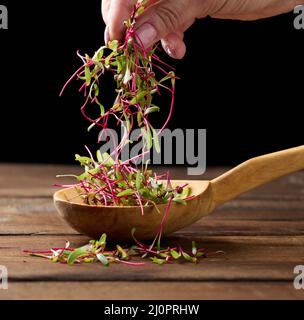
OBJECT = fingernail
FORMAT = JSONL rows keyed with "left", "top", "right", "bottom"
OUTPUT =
{"left": 165, "top": 45, "right": 176, "bottom": 58}
{"left": 104, "top": 25, "right": 110, "bottom": 45}
{"left": 136, "top": 23, "right": 157, "bottom": 48}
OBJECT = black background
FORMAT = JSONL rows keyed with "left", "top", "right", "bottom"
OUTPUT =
{"left": 0, "top": 0, "right": 303, "bottom": 166}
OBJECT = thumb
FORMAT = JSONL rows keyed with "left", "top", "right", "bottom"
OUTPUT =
{"left": 135, "top": 0, "right": 196, "bottom": 49}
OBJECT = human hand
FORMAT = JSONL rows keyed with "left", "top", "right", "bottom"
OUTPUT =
{"left": 102, "top": 0, "right": 302, "bottom": 59}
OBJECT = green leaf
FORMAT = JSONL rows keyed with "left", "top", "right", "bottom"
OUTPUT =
{"left": 116, "top": 169, "right": 123, "bottom": 180}
{"left": 137, "top": 112, "right": 143, "bottom": 126}
{"left": 117, "top": 189, "right": 134, "bottom": 197}
{"left": 85, "top": 65, "right": 91, "bottom": 86}
{"left": 93, "top": 83, "right": 99, "bottom": 97}
{"left": 173, "top": 198, "right": 187, "bottom": 205}
{"left": 96, "top": 150, "right": 103, "bottom": 163}
{"left": 95, "top": 98, "right": 105, "bottom": 116}
{"left": 136, "top": 5, "right": 145, "bottom": 16}
{"left": 116, "top": 245, "right": 128, "bottom": 260}
{"left": 150, "top": 257, "right": 166, "bottom": 265}
{"left": 29, "top": 253, "right": 50, "bottom": 259}
{"left": 97, "top": 50, "right": 104, "bottom": 61}
{"left": 67, "top": 249, "right": 88, "bottom": 265}
{"left": 181, "top": 186, "right": 191, "bottom": 198}
{"left": 85, "top": 54, "right": 91, "bottom": 63}
{"left": 141, "top": 127, "right": 152, "bottom": 150}
{"left": 93, "top": 46, "right": 105, "bottom": 62}
{"left": 130, "top": 91, "right": 148, "bottom": 105}
{"left": 105, "top": 51, "right": 115, "bottom": 67}
{"left": 170, "top": 71, "right": 176, "bottom": 87}
{"left": 75, "top": 154, "right": 93, "bottom": 166}
{"left": 122, "top": 110, "right": 131, "bottom": 132}
{"left": 170, "top": 250, "right": 181, "bottom": 260}
{"left": 116, "top": 55, "right": 126, "bottom": 74}
{"left": 98, "top": 233, "right": 107, "bottom": 246}
{"left": 182, "top": 251, "right": 193, "bottom": 262}
{"left": 144, "top": 106, "right": 160, "bottom": 116}
{"left": 97, "top": 152, "right": 115, "bottom": 166}
{"left": 96, "top": 253, "right": 109, "bottom": 266}
{"left": 108, "top": 40, "right": 118, "bottom": 52}
{"left": 151, "top": 127, "right": 160, "bottom": 154}
{"left": 192, "top": 241, "right": 197, "bottom": 256}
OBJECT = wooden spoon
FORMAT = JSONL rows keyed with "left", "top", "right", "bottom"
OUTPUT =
{"left": 54, "top": 145, "right": 304, "bottom": 241}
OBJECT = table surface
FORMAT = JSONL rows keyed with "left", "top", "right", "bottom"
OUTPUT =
{"left": 0, "top": 164, "right": 304, "bottom": 300}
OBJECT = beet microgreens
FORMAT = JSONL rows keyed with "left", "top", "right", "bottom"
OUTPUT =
{"left": 24, "top": 1, "right": 224, "bottom": 266}
{"left": 24, "top": 232, "right": 223, "bottom": 266}
{"left": 59, "top": 0, "right": 176, "bottom": 159}
{"left": 55, "top": 148, "right": 195, "bottom": 252}
{"left": 56, "top": 149, "right": 194, "bottom": 211}
{"left": 56, "top": 0, "right": 189, "bottom": 234}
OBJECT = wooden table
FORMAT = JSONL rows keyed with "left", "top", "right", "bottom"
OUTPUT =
{"left": 0, "top": 164, "right": 304, "bottom": 300}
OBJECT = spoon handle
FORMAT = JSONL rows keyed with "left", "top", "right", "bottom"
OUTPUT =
{"left": 210, "top": 145, "right": 304, "bottom": 208}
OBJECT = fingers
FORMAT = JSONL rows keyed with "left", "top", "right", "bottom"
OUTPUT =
{"left": 101, "top": 0, "right": 111, "bottom": 25}
{"left": 104, "top": 25, "right": 110, "bottom": 45}
{"left": 135, "top": 0, "right": 197, "bottom": 49}
{"left": 161, "top": 32, "right": 186, "bottom": 59}
{"left": 107, "top": 0, "right": 137, "bottom": 41}
{"left": 102, "top": 0, "right": 195, "bottom": 59}
{"left": 159, "top": 17, "right": 194, "bottom": 59}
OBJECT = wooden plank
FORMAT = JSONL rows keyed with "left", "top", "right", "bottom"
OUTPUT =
{"left": 0, "top": 197, "right": 76, "bottom": 234}
{"left": 179, "top": 219, "right": 304, "bottom": 236}
{"left": 1, "top": 208, "right": 304, "bottom": 236}
{"left": 1, "top": 197, "right": 304, "bottom": 216}
{"left": 1, "top": 164, "right": 303, "bottom": 300}
{"left": 1, "top": 235, "right": 304, "bottom": 282}
{"left": 1, "top": 216, "right": 304, "bottom": 236}
{"left": 1, "top": 164, "right": 303, "bottom": 199}
{"left": 1, "top": 281, "right": 303, "bottom": 300}
{"left": 1, "top": 219, "right": 304, "bottom": 237}
{"left": 1, "top": 195, "right": 304, "bottom": 236}
{"left": 0, "top": 164, "right": 80, "bottom": 196}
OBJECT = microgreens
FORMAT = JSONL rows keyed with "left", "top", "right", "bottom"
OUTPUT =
{"left": 56, "top": 149, "right": 194, "bottom": 213}
{"left": 24, "top": 232, "right": 224, "bottom": 266}
{"left": 60, "top": 0, "right": 176, "bottom": 159}
{"left": 24, "top": 1, "right": 224, "bottom": 267}
{"left": 56, "top": 0, "right": 188, "bottom": 248}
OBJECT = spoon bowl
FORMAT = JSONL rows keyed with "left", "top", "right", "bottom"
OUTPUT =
{"left": 54, "top": 146, "right": 304, "bottom": 241}
{"left": 54, "top": 180, "right": 212, "bottom": 241}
